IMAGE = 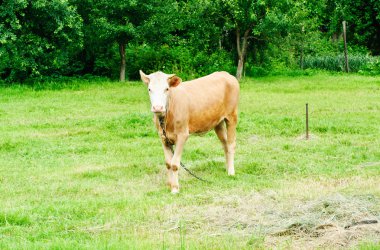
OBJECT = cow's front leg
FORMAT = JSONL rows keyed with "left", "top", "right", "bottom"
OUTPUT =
{"left": 170, "top": 132, "right": 189, "bottom": 194}
{"left": 161, "top": 141, "right": 174, "bottom": 187}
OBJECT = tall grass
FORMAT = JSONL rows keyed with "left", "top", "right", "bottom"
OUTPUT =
{"left": 303, "top": 54, "right": 377, "bottom": 72}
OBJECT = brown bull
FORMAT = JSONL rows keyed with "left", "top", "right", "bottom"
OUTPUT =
{"left": 140, "top": 70, "right": 239, "bottom": 193}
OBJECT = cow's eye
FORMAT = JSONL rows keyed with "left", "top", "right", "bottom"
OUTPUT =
{"left": 148, "top": 88, "right": 151, "bottom": 92}
{"left": 165, "top": 88, "right": 169, "bottom": 91}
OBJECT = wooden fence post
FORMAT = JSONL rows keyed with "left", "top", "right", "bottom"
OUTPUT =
{"left": 342, "top": 21, "right": 349, "bottom": 72}
{"left": 300, "top": 26, "right": 305, "bottom": 70}
{"left": 306, "top": 103, "right": 309, "bottom": 140}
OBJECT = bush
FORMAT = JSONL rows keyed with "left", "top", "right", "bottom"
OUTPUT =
{"left": 358, "top": 57, "right": 380, "bottom": 75}
{"left": 246, "top": 66, "right": 270, "bottom": 77}
{"left": 125, "top": 45, "right": 235, "bottom": 80}
{"left": 9, "top": 74, "right": 109, "bottom": 90}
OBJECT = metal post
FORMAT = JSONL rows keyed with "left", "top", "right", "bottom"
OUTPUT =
{"left": 306, "top": 103, "right": 309, "bottom": 140}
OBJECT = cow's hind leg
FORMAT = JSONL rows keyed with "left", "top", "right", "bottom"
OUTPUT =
{"left": 225, "top": 113, "right": 237, "bottom": 176}
{"left": 214, "top": 121, "right": 229, "bottom": 171}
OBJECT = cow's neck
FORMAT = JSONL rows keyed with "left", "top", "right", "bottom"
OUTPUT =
{"left": 157, "top": 96, "right": 171, "bottom": 128}
{"left": 158, "top": 112, "right": 174, "bottom": 145}
{"left": 157, "top": 94, "right": 173, "bottom": 134}
{"left": 158, "top": 115, "right": 166, "bottom": 130}
{"left": 157, "top": 109, "right": 169, "bottom": 132}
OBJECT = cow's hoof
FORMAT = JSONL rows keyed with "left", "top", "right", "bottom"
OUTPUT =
{"left": 171, "top": 188, "right": 179, "bottom": 194}
{"left": 228, "top": 170, "right": 235, "bottom": 176}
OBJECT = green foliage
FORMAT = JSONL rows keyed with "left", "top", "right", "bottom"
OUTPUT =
{"left": 316, "top": 0, "right": 380, "bottom": 55}
{"left": 0, "top": 0, "right": 83, "bottom": 82}
{"left": 358, "top": 57, "right": 380, "bottom": 75}
{"left": 246, "top": 66, "right": 269, "bottom": 77}
{"left": 342, "top": 0, "right": 380, "bottom": 55}
{"left": 1, "top": 0, "right": 380, "bottom": 82}
{"left": 90, "top": 0, "right": 137, "bottom": 43}
{"left": 221, "top": 0, "right": 268, "bottom": 31}
{"left": 125, "top": 45, "right": 235, "bottom": 80}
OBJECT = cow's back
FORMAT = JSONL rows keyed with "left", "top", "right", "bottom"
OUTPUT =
{"left": 170, "top": 71, "right": 239, "bottom": 133}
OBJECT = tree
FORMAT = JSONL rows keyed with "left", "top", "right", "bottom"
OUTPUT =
{"left": 284, "top": 0, "right": 328, "bottom": 68}
{"left": 220, "top": 0, "right": 270, "bottom": 79}
{"left": 2, "top": 0, "right": 380, "bottom": 82}
{"left": 90, "top": 0, "right": 137, "bottom": 82}
{"left": 329, "top": 0, "right": 380, "bottom": 55}
{"left": 79, "top": 0, "right": 179, "bottom": 82}
{"left": 0, "top": 0, "right": 83, "bottom": 82}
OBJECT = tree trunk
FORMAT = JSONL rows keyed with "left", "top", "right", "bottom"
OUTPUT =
{"left": 119, "top": 43, "right": 126, "bottom": 82}
{"left": 236, "top": 29, "right": 250, "bottom": 81}
{"left": 236, "top": 56, "right": 244, "bottom": 81}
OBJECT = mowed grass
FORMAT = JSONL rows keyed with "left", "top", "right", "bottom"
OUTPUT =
{"left": 0, "top": 74, "right": 379, "bottom": 249}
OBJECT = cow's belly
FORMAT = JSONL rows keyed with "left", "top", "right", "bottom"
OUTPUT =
{"left": 188, "top": 112, "right": 225, "bottom": 134}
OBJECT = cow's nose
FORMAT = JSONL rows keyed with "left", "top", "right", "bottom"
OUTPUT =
{"left": 152, "top": 105, "right": 165, "bottom": 113}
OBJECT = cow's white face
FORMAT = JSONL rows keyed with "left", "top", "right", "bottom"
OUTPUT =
{"left": 139, "top": 70, "right": 181, "bottom": 115}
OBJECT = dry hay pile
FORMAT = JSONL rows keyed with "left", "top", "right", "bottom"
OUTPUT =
{"left": 159, "top": 191, "right": 380, "bottom": 249}
{"left": 266, "top": 193, "right": 380, "bottom": 249}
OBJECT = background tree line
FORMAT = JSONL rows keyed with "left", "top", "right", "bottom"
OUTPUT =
{"left": 1, "top": 0, "right": 379, "bottom": 83}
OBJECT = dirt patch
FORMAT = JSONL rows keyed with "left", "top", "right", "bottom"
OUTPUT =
{"left": 296, "top": 133, "right": 318, "bottom": 141}
{"left": 247, "top": 135, "right": 260, "bottom": 144}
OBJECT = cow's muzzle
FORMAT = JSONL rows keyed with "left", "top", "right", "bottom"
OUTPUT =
{"left": 151, "top": 105, "right": 165, "bottom": 113}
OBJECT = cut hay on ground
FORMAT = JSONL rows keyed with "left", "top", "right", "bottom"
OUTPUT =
{"left": 157, "top": 188, "right": 379, "bottom": 249}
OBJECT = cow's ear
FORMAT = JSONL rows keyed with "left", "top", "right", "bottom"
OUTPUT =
{"left": 139, "top": 70, "right": 150, "bottom": 85}
{"left": 168, "top": 74, "right": 182, "bottom": 87}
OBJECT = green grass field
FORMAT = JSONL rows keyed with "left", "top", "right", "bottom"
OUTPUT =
{"left": 1, "top": 74, "right": 379, "bottom": 249}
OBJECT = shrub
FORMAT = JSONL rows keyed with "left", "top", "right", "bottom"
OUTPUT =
{"left": 247, "top": 66, "right": 270, "bottom": 77}
{"left": 125, "top": 45, "right": 235, "bottom": 80}
{"left": 358, "top": 57, "right": 380, "bottom": 75}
